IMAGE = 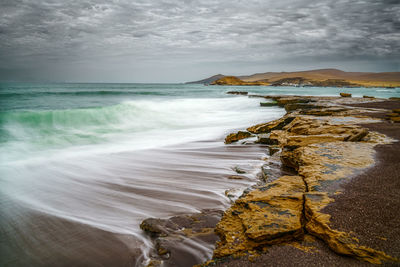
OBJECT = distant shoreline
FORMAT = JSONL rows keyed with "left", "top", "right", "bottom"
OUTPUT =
{"left": 187, "top": 68, "right": 400, "bottom": 88}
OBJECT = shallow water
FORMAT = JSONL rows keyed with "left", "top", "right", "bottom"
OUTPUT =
{"left": 0, "top": 83, "right": 398, "bottom": 266}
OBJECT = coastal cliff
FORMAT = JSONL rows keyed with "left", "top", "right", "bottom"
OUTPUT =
{"left": 140, "top": 94, "right": 400, "bottom": 266}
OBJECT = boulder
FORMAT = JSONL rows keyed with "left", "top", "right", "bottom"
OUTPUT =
{"left": 363, "top": 95, "right": 375, "bottom": 98}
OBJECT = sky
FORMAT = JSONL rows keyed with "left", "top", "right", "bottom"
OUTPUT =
{"left": 0, "top": 0, "right": 399, "bottom": 83}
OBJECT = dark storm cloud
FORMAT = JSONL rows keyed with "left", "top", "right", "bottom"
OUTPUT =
{"left": 0, "top": 0, "right": 399, "bottom": 82}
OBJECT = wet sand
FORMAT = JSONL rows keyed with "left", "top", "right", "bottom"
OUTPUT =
{"left": 323, "top": 101, "right": 400, "bottom": 259}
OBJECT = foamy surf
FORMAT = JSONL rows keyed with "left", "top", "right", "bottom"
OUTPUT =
{"left": 0, "top": 84, "right": 285, "bottom": 266}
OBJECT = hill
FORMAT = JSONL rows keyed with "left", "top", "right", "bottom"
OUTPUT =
{"left": 210, "top": 76, "right": 269, "bottom": 86}
{"left": 185, "top": 74, "right": 225, "bottom": 84}
{"left": 189, "top": 69, "right": 400, "bottom": 87}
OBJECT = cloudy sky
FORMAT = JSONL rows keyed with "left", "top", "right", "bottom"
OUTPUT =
{"left": 0, "top": 0, "right": 399, "bottom": 82}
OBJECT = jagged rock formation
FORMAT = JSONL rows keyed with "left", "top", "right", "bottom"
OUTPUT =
{"left": 140, "top": 94, "right": 400, "bottom": 266}
{"left": 204, "top": 95, "right": 399, "bottom": 265}
{"left": 213, "top": 175, "right": 306, "bottom": 258}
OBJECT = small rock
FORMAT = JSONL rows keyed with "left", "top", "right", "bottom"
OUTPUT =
{"left": 227, "top": 91, "right": 248, "bottom": 95}
{"left": 363, "top": 95, "right": 375, "bottom": 98}
{"left": 260, "top": 102, "right": 278, "bottom": 107}
{"left": 340, "top": 92, "right": 352, "bottom": 97}
{"left": 233, "top": 166, "right": 246, "bottom": 174}
{"left": 227, "top": 175, "right": 245, "bottom": 180}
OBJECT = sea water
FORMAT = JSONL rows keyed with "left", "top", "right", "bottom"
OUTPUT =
{"left": 0, "top": 83, "right": 399, "bottom": 266}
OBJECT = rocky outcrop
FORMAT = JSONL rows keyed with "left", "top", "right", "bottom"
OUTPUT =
{"left": 213, "top": 176, "right": 306, "bottom": 258}
{"left": 225, "top": 131, "right": 253, "bottom": 144}
{"left": 206, "top": 95, "right": 399, "bottom": 266}
{"left": 247, "top": 116, "right": 295, "bottom": 134}
{"left": 340, "top": 92, "right": 352, "bottom": 97}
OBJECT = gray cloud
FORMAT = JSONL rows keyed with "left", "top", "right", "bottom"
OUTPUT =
{"left": 0, "top": 0, "right": 399, "bottom": 82}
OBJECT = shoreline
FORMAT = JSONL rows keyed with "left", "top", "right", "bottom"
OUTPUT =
{"left": 140, "top": 93, "right": 400, "bottom": 266}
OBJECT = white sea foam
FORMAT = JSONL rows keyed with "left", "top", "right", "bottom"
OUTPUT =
{"left": 0, "top": 95, "right": 284, "bottom": 266}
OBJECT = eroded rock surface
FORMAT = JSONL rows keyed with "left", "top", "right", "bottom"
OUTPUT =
{"left": 213, "top": 176, "right": 306, "bottom": 258}
{"left": 207, "top": 95, "right": 399, "bottom": 265}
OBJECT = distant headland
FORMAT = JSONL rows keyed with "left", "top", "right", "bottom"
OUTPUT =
{"left": 186, "top": 69, "right": 400, "bottom": 88}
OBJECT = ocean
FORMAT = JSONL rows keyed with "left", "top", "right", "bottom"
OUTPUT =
{"left": 1, "top": 83, "right": 399, "bottom": 266}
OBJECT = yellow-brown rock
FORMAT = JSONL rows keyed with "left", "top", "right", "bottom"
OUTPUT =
{"left": 225, "top": 131, "right": 252, "bottom": 144}
{"left": 390, "top": 116, "right": 400, "bottom": 123}
{"left": 213, "top": 176, "right": 306, "bottom": 258}
{"left": 213, "top": 95, "right": 399, "bottom": 265}
{"left": 280, "top": 136, "right": 398, "bottom": 264}
{"left": 212, "top": 76, "right": 269, "bottom": 86}
{"left": 271, "top": 117, "right": 369, "bottom": 148}
{"left": 247, "top": 116, "right": 295, "bottom": 134}
{"left": 392, "top": 109, "right": 400, "bottom": 114}
{"left": 340, "top": 93, "right": 352, "bottom": 97}
{"left": 300, "top": 107, "right": 351, "bottom": 116}
{"left": 275, "top": 97, "right": 313, "bottom": 106}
